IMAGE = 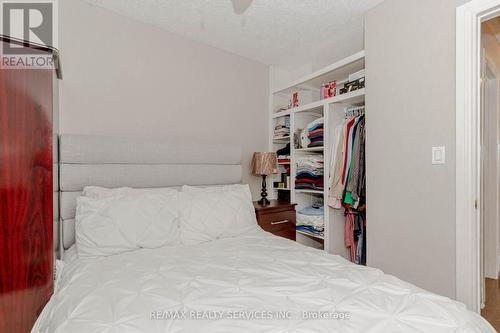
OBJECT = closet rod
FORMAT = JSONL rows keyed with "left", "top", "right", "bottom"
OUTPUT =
{"left": 345, "top": 105, "right": 365, "bottom": 118}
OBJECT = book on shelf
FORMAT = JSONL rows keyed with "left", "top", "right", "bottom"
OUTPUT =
{"left": 273, "top": 173, "right": 290, "bottom": 189}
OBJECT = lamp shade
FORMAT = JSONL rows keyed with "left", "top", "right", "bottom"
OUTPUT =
{"left": 252, "top": 152, "right": 278, "bottom": 176}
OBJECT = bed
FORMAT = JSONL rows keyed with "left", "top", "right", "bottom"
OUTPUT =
{"left": 32, "top": 135, "right": 494, "bottom": 333}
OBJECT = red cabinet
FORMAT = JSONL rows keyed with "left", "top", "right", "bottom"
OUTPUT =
{"left": 0, "top": 37, "right": 60, "bottom": 333}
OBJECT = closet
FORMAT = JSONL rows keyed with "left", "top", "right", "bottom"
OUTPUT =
{"left": 0, "top": 36, "right": 61, "bottom": 333}
{"left": 270, "top": 51, "right": 366, "bottom": 262}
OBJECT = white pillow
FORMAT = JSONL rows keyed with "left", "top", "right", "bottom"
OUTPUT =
{"left": 182, "top": 184, "right": 252, "bottom": 200}
{"left": 179, "top": 189, "right": 258, "bottom": 245}
{"left": 75, "top": 189, "right": 180, "bottom": 257}
{"left": 83, "top": 186, "right": 178, "bottom": 199}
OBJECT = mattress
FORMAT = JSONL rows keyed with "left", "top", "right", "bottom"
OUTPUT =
{"left": 33, "top": 231, "right": 493, "bottom": 333}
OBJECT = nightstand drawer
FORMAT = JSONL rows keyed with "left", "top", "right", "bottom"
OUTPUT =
{"left": 257, "top": 210, "right": 296, "bottom": 233}
{"left": 272, "top": 228, "right": 296, "bottom": 241}
{"left": 254, "top": 200, "right": 296, "bottom": 241}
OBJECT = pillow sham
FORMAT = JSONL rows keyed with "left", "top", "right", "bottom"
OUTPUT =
{"left": 182, "top": 184, "right": 252, "bottom": 200}
{"left": 83, "top": 186, "right": 178, "bottom": 199}
{"left": 179, "top": 189, "right": 258, "bottom": 245}
{"left": 75, "top": 189, "right": 179, "bottom": 257}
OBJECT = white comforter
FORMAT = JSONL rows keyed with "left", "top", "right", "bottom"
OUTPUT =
{"left": 33, "top": 232, "right": 493, "bottom": 333}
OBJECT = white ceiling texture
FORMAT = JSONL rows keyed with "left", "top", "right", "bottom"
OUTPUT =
{"left": 83, "top": 0, "right": 384, "bottom": 67}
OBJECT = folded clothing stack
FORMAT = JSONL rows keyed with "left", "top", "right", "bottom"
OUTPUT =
{"left": 276, "top": 143, "right": 290, "bottom": 157}
{"left": 277, "top": 143, "right": 291, "bottom": 164}
{"left": 296, "top": 205, "right": 324, "bottom": 237}
{"left": 307, "top": 117, "right": 324, "bottom": 148}
{"left": 295, "top": 155, "right": 324, "bottom": 191}
{"left": 274, "top": 117, "right": 290, "bottom": 138}
{"left": 274, "top": 125, "right": 289, "bottom": 138}
{"left": 278, "top": 155, "right": 290, "bottom": 164}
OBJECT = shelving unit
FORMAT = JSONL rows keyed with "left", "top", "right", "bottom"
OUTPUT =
{"left": 271, "top": 111, "right": 292, "bottom": 197}
{"left": 269, "top": 50, "right": 365, "bottom": 256}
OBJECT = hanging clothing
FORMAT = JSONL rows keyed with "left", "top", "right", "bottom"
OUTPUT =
{"left": 328, "top": 115, "right": 365, "bottom": 209}
{"left": 344, "top": 116, "right": 365, "bottom": 208}
{"left": 342, "top": 117, "right": 361, "bottom": 207}
{"left": 328, "top": 122, "right": 344, "bottom": 206}
{"left": 328, "top": 120, "right": 349, "bottom": 208}
{"left": 328, "top": 109, "right": 367, "bottom": 265}
{"left": 347, "top": 117, "right": 365, "bottom": 208}
{"left": 345, "top": 211, "right": 356, "bottom": 261}
{"left": 345, "top": 210, "right": 366, "bottom": 265}
{"left": 341, "top": 117, "right": 356, "bottom": 185}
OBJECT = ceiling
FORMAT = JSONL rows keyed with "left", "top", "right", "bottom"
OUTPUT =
{"left": 82, "top": 0, "right": 384, "bottom": 67}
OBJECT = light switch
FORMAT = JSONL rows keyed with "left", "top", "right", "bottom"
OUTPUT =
{"left": 432, "top": 146, "right": 446, "bottom": 165}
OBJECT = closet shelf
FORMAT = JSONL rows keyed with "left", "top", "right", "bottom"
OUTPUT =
{"left": 296, "top": 230, "right": 325, "bottom": 240}
{"left": 295, "top": 189, "right": 324, "bottom": 195}
{"left": 294, "top": 101, "right": 324, "bottom": 114}
{"left": 272, "top": 110, "right": 291, "bottom": 119}
{"left": 291, "top": 89, "right": 365, "bottom": 114}
{"left": 328, "top": 88, "right": 365, "bottom": 105}
{"left": 273, "top": 187, "right": 290, "bottom": 191}
{"left": 295, "top": 147, "right": 324, "bottom": 152}
{"left": 273, "top": 50, "right": 365, "bottom": 95}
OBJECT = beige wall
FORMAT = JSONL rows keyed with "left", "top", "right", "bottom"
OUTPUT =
{"left": 59, "top": 0, "right": 269, "bottom": 198}
{"left": 365, "top": 0, "right": 469, "bottom": 298}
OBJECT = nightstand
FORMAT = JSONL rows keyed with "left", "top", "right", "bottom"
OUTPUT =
{"left": 253, "top": 200, "right": 296, "bottom": 241}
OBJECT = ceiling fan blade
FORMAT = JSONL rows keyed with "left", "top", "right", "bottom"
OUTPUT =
{"left": 231, "top": 0, "right": 253, "bottom": 14}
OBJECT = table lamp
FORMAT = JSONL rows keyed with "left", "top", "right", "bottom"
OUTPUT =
{"left": 252, "top": 152, "right": 278, "bottom": 206}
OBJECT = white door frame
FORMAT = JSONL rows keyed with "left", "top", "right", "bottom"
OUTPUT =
{"left": 456, "top": 0, "right": 500, "bottom": 312}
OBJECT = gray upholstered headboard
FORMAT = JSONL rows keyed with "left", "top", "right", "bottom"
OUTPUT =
{"left": 57, "top": 134, "right": 242, "bottom": 255}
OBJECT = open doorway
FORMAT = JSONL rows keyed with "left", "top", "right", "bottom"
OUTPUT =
{"left": 480, "top": 16, "right": 500, "bottom": 330}
{"left": 455, "top": 0, "right": 500, "bottom": 314}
